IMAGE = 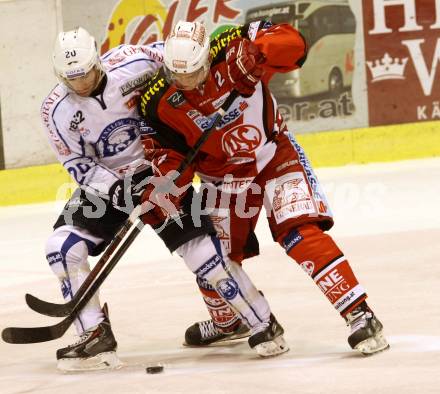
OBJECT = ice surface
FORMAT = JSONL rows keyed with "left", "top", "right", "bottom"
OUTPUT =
{"left": 1, "top": 158, "right": 439, "bottom": 394}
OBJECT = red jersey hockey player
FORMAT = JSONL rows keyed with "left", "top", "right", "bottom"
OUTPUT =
{"left": 138, "top": 20, "right": 389, "bottom": 355}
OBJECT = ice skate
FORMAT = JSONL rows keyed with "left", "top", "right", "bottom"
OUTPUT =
{"left": 248, "top": 314, "right": 289, "bottom": 357}
{"left": 57, "top": 305, "right": 120, "bottom": 372}
{"left": 184, "top": 319, "right": 250, "bottom": 346}
{"left": 346, "top": 301, "right": 390, "bottom": 355}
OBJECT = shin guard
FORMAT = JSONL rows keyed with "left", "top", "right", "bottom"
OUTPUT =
{"left": 177, "top": 234, "right": 270, "bottom": 331}
{"left": 196, "top": 276, "right": 240, "bottom": 332}
{"left": 281, "top": 224, "right": 367, "bottom": 317}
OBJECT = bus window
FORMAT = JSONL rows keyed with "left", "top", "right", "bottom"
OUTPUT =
{"left": 270, "top": 13, "right": 294, "bottom": 25}
{"left": 340, "top": 6, "right": 356, "bottom": 34}
{"left": 298, "top": 18, "right": 312, "bottom": 46}
{"left": 301, "top": 5, "right": 355, "bottom": 47}
{"left": 298, "top": 3, "right": 311, "bottom": 14}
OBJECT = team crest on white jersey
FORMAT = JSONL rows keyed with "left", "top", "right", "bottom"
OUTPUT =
{"left": 96, "top": 118, "right": 139, "bottom": 157}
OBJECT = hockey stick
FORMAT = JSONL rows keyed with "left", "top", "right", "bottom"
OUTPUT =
{"left": 2, "top": 90, "right": 238, "bottom": 344}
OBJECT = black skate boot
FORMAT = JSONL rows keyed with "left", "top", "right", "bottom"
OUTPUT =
{"left": 248, "top": 314, "right": 289, "bottom": 357}
{"left": 184, "top": 319, "right": 250, "bottom": 346}
{"left": 346, "top": 301, "right": 390, "bottom": 355}
{"left": 57, "top": 304, "right": 120, "bottom": 372}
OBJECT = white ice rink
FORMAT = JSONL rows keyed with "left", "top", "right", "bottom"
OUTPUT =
{"left": 1, "top": 158, "right": 440, "bottom": 394}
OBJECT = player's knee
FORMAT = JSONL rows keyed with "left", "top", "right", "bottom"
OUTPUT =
{"left": 45, "top": 230, "right": 89, "bottom": 279}
{"left": 194, "top": 244, "right": 239, "bottom": 301}
{"left": 45, "top": 232, "right": 65, "bottom": 279}
{"left": 178, "top": 234, "right": 235, "bottom": 290}
{"left": 178, "top": 234, "right": 222, "bottom": 270}
{"left": 197, "top": 266, "right": 240, "bottom": 306}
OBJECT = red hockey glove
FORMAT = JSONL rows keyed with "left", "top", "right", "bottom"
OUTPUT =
{"left": 226, "top": 38, "right": 265, "bottom": 97}
{"left": 140, "top": 170, "right": 191, "bottom": 226}
{"left": 139, "top": 140, "right": 194, "bottom": 226}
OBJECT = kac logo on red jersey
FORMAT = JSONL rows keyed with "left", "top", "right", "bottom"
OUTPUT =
{"left": 221, "top": 124, "right": 262, "bottom": 156}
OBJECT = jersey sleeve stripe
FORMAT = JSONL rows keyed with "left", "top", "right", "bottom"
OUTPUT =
{"left": 51, "top": 94, "right": 73, "bottom": 150}
{"left": 101, "top": 45, "right": 124, "bottom": 60}
{"left": 107, "top": 58, "right": 156, "bottom": 73}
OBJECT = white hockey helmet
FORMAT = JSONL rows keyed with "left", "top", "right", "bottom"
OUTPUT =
{"left": 164, "top": 21, "right": 211, "bottom": 90}
{"left": 52, "top": 27, "right": 104, "bottom": 94}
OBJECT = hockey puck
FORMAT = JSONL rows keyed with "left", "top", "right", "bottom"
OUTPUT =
{"left": 146, "top": 365, "right": 164, "bottom": 374}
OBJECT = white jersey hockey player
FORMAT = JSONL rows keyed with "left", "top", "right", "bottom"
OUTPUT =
{"left": 41, "top": 27, "right": 286, "bottom": 372}
{"left": 41, "top": 27, "right": 164, "bottom": 372}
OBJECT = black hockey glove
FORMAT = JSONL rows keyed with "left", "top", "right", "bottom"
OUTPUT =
{"left": 109, "top": 174, "right": 150, "bottom": 214}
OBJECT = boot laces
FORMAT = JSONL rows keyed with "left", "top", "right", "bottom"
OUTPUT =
{"left": 70, "top": 323, "right": 100, "bottom": 347}
{"left": 199, "top": 320, "right": 220, "bottom": 339}
{"left": 347, "top": 308, "right": 373, "bottom": 333}
{"left": 70, "top": 331, "right": 92, "bottom": 347}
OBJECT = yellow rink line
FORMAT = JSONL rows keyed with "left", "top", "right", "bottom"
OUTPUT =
{"left": 1, "top": 120, "right": 439, "bottom": 206}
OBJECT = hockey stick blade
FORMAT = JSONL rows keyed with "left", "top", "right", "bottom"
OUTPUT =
{"left": 2, "top": 316, "right": 72, "bottom": 344}
{"left": 25, "top": 293, "right": 73, "bottom": 317}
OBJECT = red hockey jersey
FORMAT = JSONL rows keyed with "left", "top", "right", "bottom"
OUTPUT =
{"left": 138, "top": 21, "right": 307, "bottom": 193}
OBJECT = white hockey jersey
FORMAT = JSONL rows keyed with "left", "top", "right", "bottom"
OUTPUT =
{"left": 40, "top": 43, "right": 164, "bottom": 196}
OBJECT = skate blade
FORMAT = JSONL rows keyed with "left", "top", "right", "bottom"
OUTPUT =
{"left": 57, "top": 351, "right": 122, "bottom": 372}
{"left": 355, "top": 331, "right": 390, "bottom": 355}
{"left": 183, "top": 328, "right": 251, "bottom": 347}
{"left": 255, "top": 335, "right": 290, "bottom": 358}
{"left": 183, "top": 332, "right": 250, "bottom": 347}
